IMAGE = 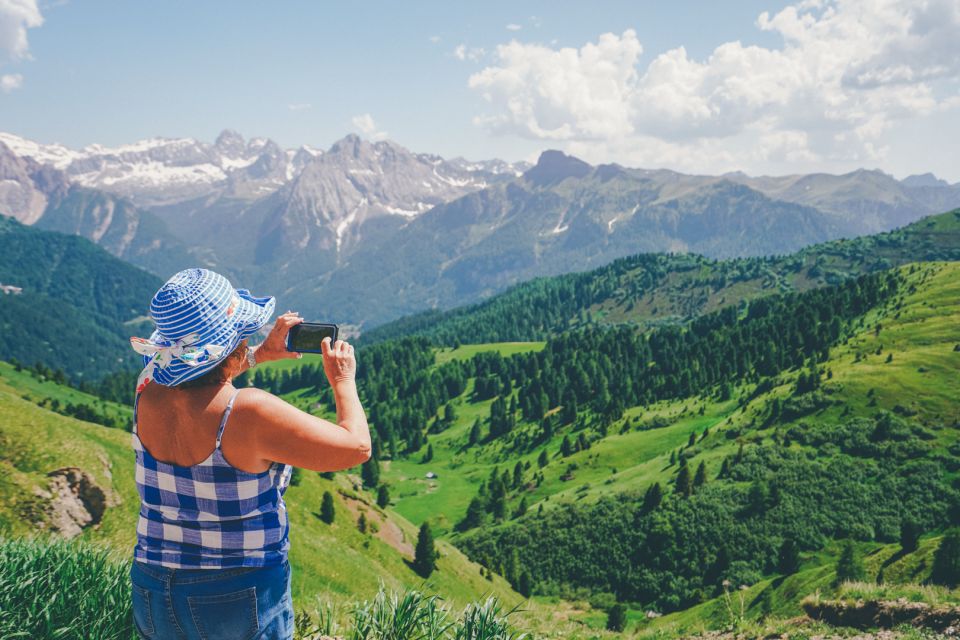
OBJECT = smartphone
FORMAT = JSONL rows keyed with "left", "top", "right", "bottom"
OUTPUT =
{"left": 285, "top": 322, "right": 339, "bottom": 354}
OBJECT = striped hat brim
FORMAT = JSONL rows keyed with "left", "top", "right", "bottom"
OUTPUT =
{"left": 141, "top": 287, "right": 276, "bottom": 386}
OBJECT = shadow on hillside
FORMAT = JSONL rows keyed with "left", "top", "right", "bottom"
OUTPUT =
{"left": 876, "top": 547, "right": 909, "bottom": 584}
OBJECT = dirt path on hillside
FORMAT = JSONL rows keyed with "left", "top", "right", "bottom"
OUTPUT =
{"left": 338, "top": 491, "right": 414, "bottom": 558}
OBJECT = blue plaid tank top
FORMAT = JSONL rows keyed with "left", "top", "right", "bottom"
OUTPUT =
{"left": 132, "top": 386, "right": 293, "bottom": 568}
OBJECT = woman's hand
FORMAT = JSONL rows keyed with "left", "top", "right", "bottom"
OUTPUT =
{"left": 321, "top": 337, "right": 356, "bottom": 387}
{"left": 255, "top": 311, "right": 304, "bottom": 363}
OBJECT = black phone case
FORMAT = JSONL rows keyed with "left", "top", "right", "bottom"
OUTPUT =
{"left": 285, "top": 323, "right": 339, "bottom": 353}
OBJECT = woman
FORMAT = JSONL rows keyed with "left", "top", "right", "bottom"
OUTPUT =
{"left": 128, "top": 268, "right": 370, "bottom": 639}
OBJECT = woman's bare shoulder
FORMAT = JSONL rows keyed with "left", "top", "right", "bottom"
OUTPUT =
{"left": 233, "top": 386, "right": 307, "bottom": 420}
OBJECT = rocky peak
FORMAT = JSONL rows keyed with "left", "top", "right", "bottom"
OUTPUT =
{"left": 214, "top": 129, "right": 246, "bottom": 156}
{"left": 524, "top": 150, "right": 592, "bottom": 186}
{"left": 327, "top": 134, "right": 369, "bottom": 160}
{"left": 902, "top": 172, "right": 949, "bottom": 188}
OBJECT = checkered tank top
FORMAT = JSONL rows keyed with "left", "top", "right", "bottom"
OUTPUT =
{"left": 132, "top": 385, "right": 293, "bottom": 568}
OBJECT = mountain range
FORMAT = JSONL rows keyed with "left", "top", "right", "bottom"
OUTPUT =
{"left": 2, "top": 130, "right": 960, "bottom": 329}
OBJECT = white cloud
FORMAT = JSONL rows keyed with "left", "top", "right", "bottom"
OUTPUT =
{"left": 351, "top": 113, "right": 388, "bottom": 141}
{"left": 428, "top": 35, "right": 441, "bottom": 44}
{"left": 0, "top": 0, "right": 42, "bottom": 62}
{"left": 468, "top": 0, "right": 960, "bottom": 175}
{"left": 0, "top": 72, "right": 21, "bottom": 92}
{"left": 0, "top": 0, "right": 43, "bottom": 93}
{"left": 287, "top": 103, "right": 312, "bottom": 111}
{"left": 453, "top": 43, "right": 486, "bottom": 62}
{"left": 506, "top": 23, "right": 522, "bottom": 31}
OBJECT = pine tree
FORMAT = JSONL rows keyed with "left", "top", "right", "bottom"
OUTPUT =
{"left": 693, "top": 462, "right": 708, "bottom": 488}
{"left": 560, "top": 435, "right": 573, "bottom": 457}
{"left": 576, "top": 432, "right": 589, "bottom": 452}
{"left": 289, "top": 467, "right": 303, "bottom": 487}
{"left": 834, "top": 540, "right": 866, "bottom": 585}
{"left": 320, "top": 491, "right": 335, "bottom": 524}
{"left": 541, "top": 416, "right": 553, "bottom": 440}
{"left": 413, "top": 522, "right": 438, "bottom": 578}
{"left": 422, "top": 443, "right": 434, "bottom": 463}
{"left": 376, "top": 484, "right": 390, "bottom": 509}
{"left": 361, "top": 456, "right": 380, "bottom": 488}
{"left": 606, "top": 603, "right": 626, "bottom": 632}
{"left": 778, "top": 538, "right": 800, "bottom": 574}
{"left": 357, "top": 512, "right": 367, "bottom": 534}
{"left": 642, "top": 482, "right": 663, "bottom": 512}
{"left": 687, "top": 432, "right": 697, "bottom": 448}
{"left": 468, "top": 419, "right": 481, "bottom": 446}
{"left": 505, "top": 548, "right": 519, "bottom": 587}
{"left": 562, "top": 393, "right": 578, "bottom": 424}
{"left": 931, "top": 528, "right": 960, "bottom": 588}
{"left": 489, "top": 479, "right": 507, "bottom": 521}
{"left": 900, "top": 519, "right": 921, "bottom": 552}
{"left": 537, "top": 449, "right": 549, "bottom": 468}
{"left": 718, "top": 458, "right": 730, "bottom": 478}
{"left": 459, "top": 496, "right": 486, "bottom": 531}
{"left": 518, "top": 570, "right": 532, "bottom": 597}
{"left": 514, "top": 496, "right": 528, "bottom": 518}
{"left": 513, "top": 461, "right": 524, "bottom": 488}
{"left": 675, "top": 462, "right": 692, "bottom": 498}
{"left": 748, "top": 480, "right": 770, "bottom": 514}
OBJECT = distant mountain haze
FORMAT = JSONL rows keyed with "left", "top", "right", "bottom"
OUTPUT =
{"left": 1, "top": 131, "right": 959, "bottom": 329}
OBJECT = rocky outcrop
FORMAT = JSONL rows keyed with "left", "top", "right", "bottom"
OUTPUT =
{"left": 35, "top": 467, "right": 116, "bottom": 539}
{"left": 804, "top": 598, "right": 960, "bottom": 635}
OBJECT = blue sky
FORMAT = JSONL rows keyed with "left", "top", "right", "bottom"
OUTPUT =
{"left": 2, "top": 1, "right": 959, "bottom": 180}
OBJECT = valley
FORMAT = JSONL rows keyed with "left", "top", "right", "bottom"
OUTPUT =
{"left": 1, "top": 206, "right": 958, "bottom": 637}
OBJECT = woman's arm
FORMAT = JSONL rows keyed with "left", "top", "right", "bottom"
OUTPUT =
{"left": 242, "top": 386, "right": 371, "bottom": 472}
{"left": 240, "top": 316, "right": 371, "bottom": 472}
{"left": 322, "top": 336, "right": 371, "bottom": 457}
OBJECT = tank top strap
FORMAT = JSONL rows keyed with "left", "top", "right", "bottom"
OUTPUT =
{"left": 132, "top": 391, "right": 141, "bottom": 435}
{"left": 215, "top": 387, "right": 243, "bottom": 449}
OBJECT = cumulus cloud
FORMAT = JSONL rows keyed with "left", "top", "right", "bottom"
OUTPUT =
{"left": 468, "top": 0, "right": 960, "bottom": 174}
{"left": 0, "top": 0, "right": 43, "bottom": 93}
{"left": 351, "top": 113, "right": 388, "bottom": 141}
{"left": 0, "top": 0, "right": 42, "bottom": 61}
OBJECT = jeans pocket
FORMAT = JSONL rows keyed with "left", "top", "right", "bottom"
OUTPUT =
{"left": 131, "top": 583, "right": 155, "bottom": 638}
{"left": 188, "top": 587, "right": 259, "bottom": 640}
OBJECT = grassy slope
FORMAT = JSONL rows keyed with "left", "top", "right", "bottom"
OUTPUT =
{"left": 373, "top": 262, "right": 959, "bottom": 526}
{"left": 633, "top": 534, "right": 957, "bottom": 639}
{"left": 378, "top": 262, "right": 959, "bottom": 634}
{"left": 0, "top": 361, "right": 132, "bottom": 427}
{"left": 592, "top": 209, "right": 960, "bottom": 330}
{"left": 5, "top": 262, "right": 951, "bottom": 637}
{"left": 0, "top": 374, "right": 598, "bottom": 637}
{"left": 220, "top": 262, "right": 959, "bottom": 635}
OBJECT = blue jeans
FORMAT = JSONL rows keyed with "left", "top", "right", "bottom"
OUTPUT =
{"left": 130, "top": 559, "right": 294, "bottom": 640}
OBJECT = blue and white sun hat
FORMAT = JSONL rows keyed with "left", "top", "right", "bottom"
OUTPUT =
{"left": 130, "top": 268, "right": 276, "bottom": 389}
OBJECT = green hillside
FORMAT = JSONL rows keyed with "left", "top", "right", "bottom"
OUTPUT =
{"left": 451, "top": 262, "right": 960, "bottom": 627}
{"left": 361, "top": 208, "right": 960, "bottom": 346}
{"left": 3, "top": 213, "right": 960, "bottom": 638}
{"left": 0, "top": 215, "right": 160, "bottom": 382}
{"left": 246, "top": 261, "right": 960, "bottom": 636}
{"left": 0, "top": 367, "right": 599, "bottom": 637}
